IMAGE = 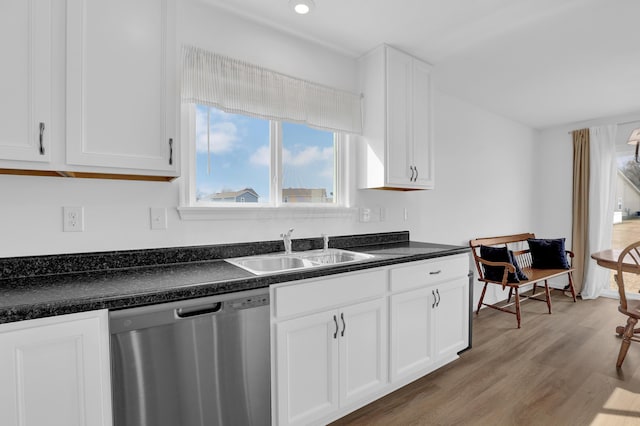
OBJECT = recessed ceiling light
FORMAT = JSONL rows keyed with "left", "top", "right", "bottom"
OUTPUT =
{"left": 289, "top": 0, "right": 315, "bottom": 15}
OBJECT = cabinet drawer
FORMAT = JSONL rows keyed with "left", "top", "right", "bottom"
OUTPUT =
{"left": 390, "top": 254, "right": 468, "bottom": 293}
{"left": 273, "top": 269, "right": 386, "bottom": 318}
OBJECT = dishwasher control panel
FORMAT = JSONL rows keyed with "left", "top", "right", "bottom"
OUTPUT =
{"left": 228, "top": 294, "right": 270, "bottom": 311}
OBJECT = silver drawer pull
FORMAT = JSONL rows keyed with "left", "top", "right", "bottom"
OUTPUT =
{"left": 429, "top": 270, "right": 442, "bottom": 275}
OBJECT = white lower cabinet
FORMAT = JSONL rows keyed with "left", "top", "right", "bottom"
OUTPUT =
{"left": 390, "top": 257, "right": 470, "bottom": 383}
{"left": 432, "top": 277, "right": 469, "bottom": 360}
{"left": 272, "top": 254, "right": 470, "bottom": 425}
{"left": 274, "top": 298, "right": 387, "bottom": 426}
{"left": 0, "top": 310, "right": 113, "bottom": 426}
{"left": 389, "top": 279, "right": 469, "bottom": 382}
{"left": 390, "top": 287, "right": 433, "bottom": 380}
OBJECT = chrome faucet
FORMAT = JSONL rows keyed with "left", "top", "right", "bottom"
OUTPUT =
{"left": 280, "top": 228, "right": 294, "bottom": 254}
{"left": 322, "top": 234, "right": 329, "bottom": 251}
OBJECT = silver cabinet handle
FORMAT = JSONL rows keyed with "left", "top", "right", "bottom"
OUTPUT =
{"left": 432, "top": 290, "right": 436, "bottom": 309}
{"left": 39, "top": 122, "right": 45, "bottom": 155}
{"left": 414, "top": 166, "right": 418, "bottom": 181}
{"left": 333, "top": 315, "right": 338, "bottom": 339}
{"left": 436, "top": 289, "right": 441, "bottom": 307}
{"left": 168, "top": 138, "right": 173, "bottom": 165}
{"left": 429, "top": 270, "right": 442, "bottom": 275}
{"left": 409, "top": 165, "right": 415, "bottom": 182}
{"left": 340, "top": 312, "right": 346, "bottom": 337}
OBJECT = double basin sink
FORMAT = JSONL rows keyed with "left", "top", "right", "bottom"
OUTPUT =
{"left": 226, "top": 248, "right": 376, "bottom": 275}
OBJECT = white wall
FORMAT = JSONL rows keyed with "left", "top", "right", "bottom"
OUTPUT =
{"left": 0, "top": 0, "right": 539, "bottom": 292}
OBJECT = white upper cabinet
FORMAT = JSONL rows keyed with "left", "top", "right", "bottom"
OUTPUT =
{"left": 0, "top": 0, "right": 52, "bottom": 163}
{"left": 66, "top": 0, "right": 177, "bottom": 175}
{"left": 358, "top": 44, "right": 434, "bottom": 190}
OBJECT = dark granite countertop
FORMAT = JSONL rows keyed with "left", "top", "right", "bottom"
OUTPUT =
{"left": 0, "top": 232, "right": 469, "bottom": 324}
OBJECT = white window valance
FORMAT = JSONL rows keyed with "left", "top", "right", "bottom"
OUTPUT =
{"left": 181, "top": 45, "right": 362, "bottom": 135}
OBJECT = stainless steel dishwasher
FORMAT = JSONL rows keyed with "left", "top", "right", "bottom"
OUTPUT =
{"left": 109, "top": 288, "right": 270, "bottom": 426}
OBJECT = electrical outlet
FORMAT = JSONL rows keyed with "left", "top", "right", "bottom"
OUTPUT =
{"left": 63, "top": 206, "right": 84, "bottom": 232}
{"left": 359, "top": 208, "right": 371, "bottom": 223}
{"left": 403, "top": 208, "right": 409, "bottom": 221}
{"left": 150, "top": 207, "right": 168, "bottom": 230}
{"left": 379, "top": 207, "right": 386, "bottom": 222}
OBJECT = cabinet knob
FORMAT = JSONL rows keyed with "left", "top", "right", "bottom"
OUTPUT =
{"left": 432, "top": 290, "right": 436, "bottom": 308}
{"left": 168, "top": 138, "right": 174, "bottom": 165}
{"left": 409, "top": 165, "right": 415, "bottom": 181}
{"left": 436, "top": 289, "right": 441, "bottom": 307}
{"left": 414, "top": 166, "right": 419, "bottom": 182}
{"left": 333, "top": 315, "right": 338, "bottom": 339}
{"left": 340, "top": 312, "right": 346, "bottom": 337}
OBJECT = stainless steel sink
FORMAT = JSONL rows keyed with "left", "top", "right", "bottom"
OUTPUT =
{"left": 227, "top": 255, "right": 316, "bottom": 274}
{"left": 226, "top": 249, "right": 375, "bottom": 275}
{"left": 297, "top": 249, "right": 374, "bottom": 264}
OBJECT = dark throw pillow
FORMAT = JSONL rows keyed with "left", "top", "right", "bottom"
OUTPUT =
{"left": 480, "top": 245, "right": 521, "bottom": 283}
{"left": 508, "top": 250, "right": 529, "bottom": 281}
{"left": 527, "top": 238, "right": 570, "bottom": 269}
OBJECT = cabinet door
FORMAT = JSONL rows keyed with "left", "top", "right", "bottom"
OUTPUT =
{"left": 0, "top": 310, "right": 113, "bottom": 426}
{"left": 433, "top": 277, "right": 469, "bottom": 359}
{"left": 411, "top": 59, "right": 434, "bottom": 188}
{"left": 0, "top": 0, "right": 51, "bottom": 163}
{"left": 275, "top": 311, "right": 339, "bottom": 426}
{"left": 339, "top": 298, "right": 388, "bottom": 406}
{"left": 66, "top": 0, "right": 177, "bottom": 174}
{"left": 390, "top": 287, "right": 434, "bottom": 380}
{"left": 385, "top": 46, "right": 412, "bottom": 186}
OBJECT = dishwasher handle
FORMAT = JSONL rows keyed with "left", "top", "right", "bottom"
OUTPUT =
{"left": 176, "top": 302, "right": 223, "bottom": 318}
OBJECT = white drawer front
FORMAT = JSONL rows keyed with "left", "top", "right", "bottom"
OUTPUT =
{"left": 273, "top": 269, "right": 387, "bottom": 318}
{"left": 390, "top": 254, "right": 469, "bottom": 292}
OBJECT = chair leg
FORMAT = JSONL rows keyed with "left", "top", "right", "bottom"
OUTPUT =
{"left": 507, "top": 287, "right": 513, "bottom": 304}
{"left": 544, "top": 279, "right": 552, "bottom": 314}
{"left": 514, "top": 287, "right": 521, "bottom": 328}
{"left": 566, "top": 272, "right": 577, "bottom": 302}
{"left": 617, "top": 316, "right": 638, "bottom": 368}
{"left": 532, "top": 283, "right": 537, "bottom": 298}
{"left": 476, "top": 283, "right": 488, "bottom": 316}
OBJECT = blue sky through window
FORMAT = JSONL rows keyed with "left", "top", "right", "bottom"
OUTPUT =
{"left": 195, "top": 105, "right": 335, "bottom": 204}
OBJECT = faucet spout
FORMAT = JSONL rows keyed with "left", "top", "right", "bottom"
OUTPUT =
{"left": 280, "top": 228, "right": 294, "bottom": 254}
{"left": 322, "top": 234, "right": 329, "bottom": 251}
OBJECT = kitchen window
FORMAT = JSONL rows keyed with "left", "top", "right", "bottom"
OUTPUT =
{"left": 194, "top": 105, "right": 338, "bottom": 207}
{"left": 178, "top": 47, "right": 360, "bottom": 219}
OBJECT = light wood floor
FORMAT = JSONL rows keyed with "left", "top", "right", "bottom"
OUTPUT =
{"left": 331, "top": 294, "right": 640, "bottom": 426}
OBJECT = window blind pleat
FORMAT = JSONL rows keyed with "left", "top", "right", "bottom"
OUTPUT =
{"left": 182, "top": 45, "right": 362, "bottom": 135}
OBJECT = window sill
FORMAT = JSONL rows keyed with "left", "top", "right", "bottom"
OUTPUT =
{"left": 177, "top": 206, "right": 358, "bottom": 221}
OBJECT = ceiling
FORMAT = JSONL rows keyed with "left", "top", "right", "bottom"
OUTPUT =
{"left": 200, "top": 0, "right": 640, "bottom": 129}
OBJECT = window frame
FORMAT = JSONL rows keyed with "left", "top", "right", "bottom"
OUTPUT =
{"left": 178, "top": 105, "right": 355, "bottom": 221}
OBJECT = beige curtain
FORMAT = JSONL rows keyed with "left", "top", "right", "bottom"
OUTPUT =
{"left": 572, "top": 128, "right": 590, "bottom": 293}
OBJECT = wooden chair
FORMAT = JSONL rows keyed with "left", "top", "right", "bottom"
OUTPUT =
{"left": 614, "top": 240, "right": 640, "bottom": 368}
{"left": 470, "top": 233, "right": 577, "bottom": 328}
